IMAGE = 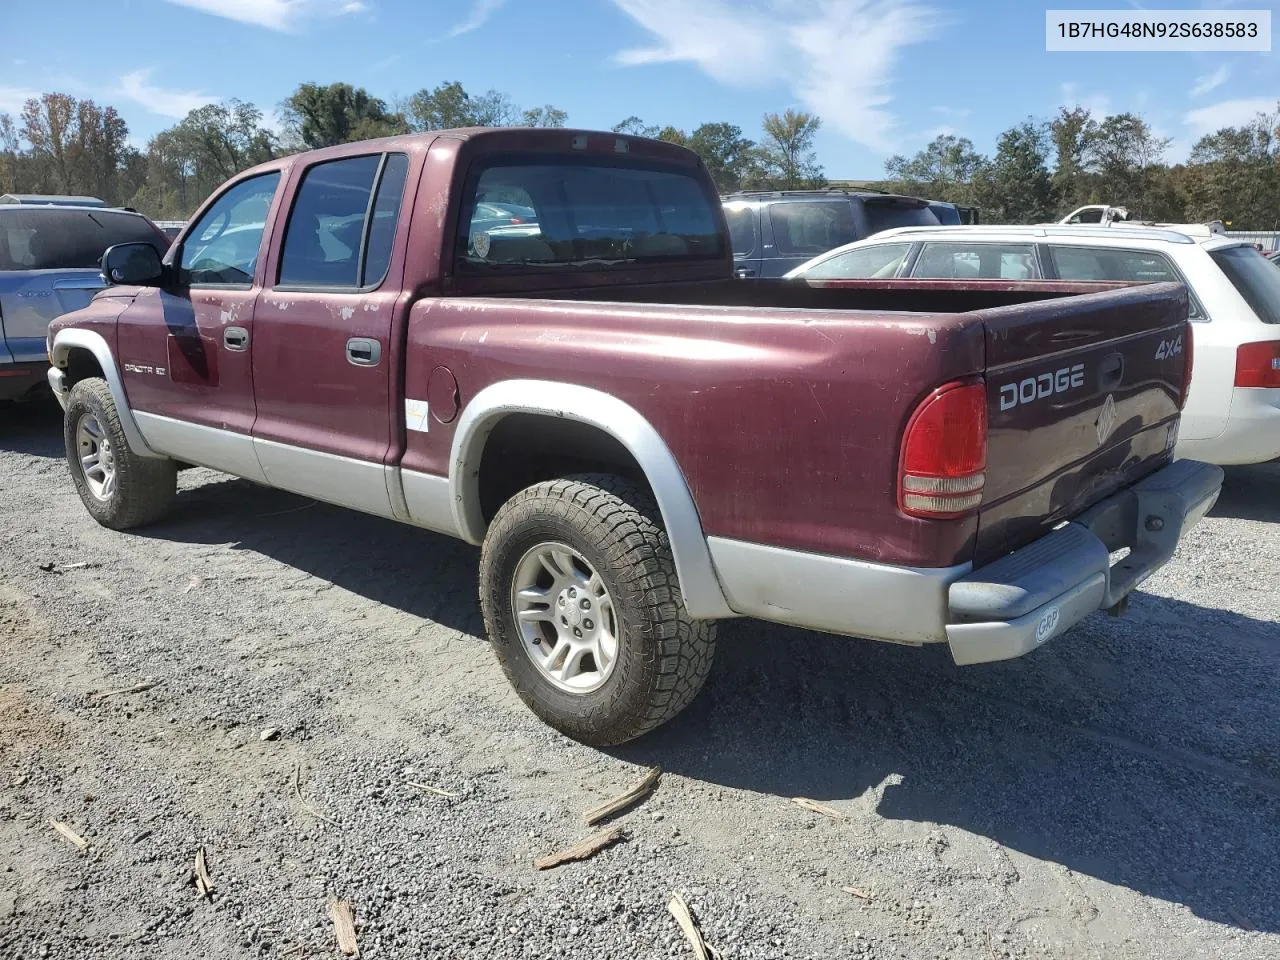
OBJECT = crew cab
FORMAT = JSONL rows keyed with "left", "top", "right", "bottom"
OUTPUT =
{"left": 46, "top": 128, "right": 1222, "bottom": 745}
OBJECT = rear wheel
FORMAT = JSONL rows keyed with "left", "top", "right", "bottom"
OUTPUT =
{"left": 479, "top": 474, "right": 717, "bottom": 746}
{"left": 64, "top": 378, "right": 176, "bottom": 530}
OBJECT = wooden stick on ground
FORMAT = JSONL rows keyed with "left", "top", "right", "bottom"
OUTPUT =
{"left": 668, "top": 892, "right": 717, "bottom": 960}
{"left": 328, "top": 896, "right": 360, "bottom": 957}
{"left": 293, "top": 764, "right": 341, "bottom": 828}
{"left": 533, "top": 827, "right": 628, "bottom": 871}
{"left": 842, "top": 885, "right": 873, "bottom": 901}
{"left": 405, "top": 780, "right": 457, "bottom": 798}
{"left": 49, "top": 820, "right": 88, "bottom": 851}
{"left": 91, "top": 679, "right": 163, "bottom": 700}
{"left": 583, "top": 766, "right": 662, "bottom": 826}
{"left": 194, "top": 847, "right": 214, "bottom": 900}
{"left": 790, "top": 797, "right": 849, "bottom": 821}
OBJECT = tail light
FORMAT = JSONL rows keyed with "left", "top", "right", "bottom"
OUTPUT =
{"left": 1234, "top": 341, "right": 1280, "bottom": 388}
{"left": 899, "top": 378, "right": 988, "bottom": 518}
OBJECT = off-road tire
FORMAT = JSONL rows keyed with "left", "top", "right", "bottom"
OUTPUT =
{"left": 479, "top": 473, "right": 717, "bottom": 746}
{"left": 64, "top": 377, "right": 176, "bottom": 530}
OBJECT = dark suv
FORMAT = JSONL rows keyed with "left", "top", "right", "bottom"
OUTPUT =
{"left": 0, "top": 203, "right": 169, "bottom": 402}
{"left": 722, "top": 190, "right": 961, "bottom": 278}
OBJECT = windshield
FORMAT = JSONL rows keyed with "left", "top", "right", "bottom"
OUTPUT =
{"left": 1212, "top": 245, "right": 1280, "bottom": 324}
{"left": 459, "top": 156, "right": 723, "bottom": 269}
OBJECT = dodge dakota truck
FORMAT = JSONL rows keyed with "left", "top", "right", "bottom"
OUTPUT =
{"left": 45, "top": 128, "right": 1223, "bottom": 745}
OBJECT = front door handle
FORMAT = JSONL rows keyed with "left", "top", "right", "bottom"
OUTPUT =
{"left": 734, "top": 267, "right": 757, "bottom": 278}
{"left": 224, "top": 326, "right": 249, "bottom": 351}
{"left": 346, "top": 337, "right": 382, "bottom": 367}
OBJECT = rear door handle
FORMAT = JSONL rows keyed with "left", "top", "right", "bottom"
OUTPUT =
{"left": 346, "top": 337, "right": 382, "bottom": 367}
{"left": 734, "top": 267, "right": 757, "bottom": 278}
{"left": 224, "top": 326, "right": 249, "bottom": 351}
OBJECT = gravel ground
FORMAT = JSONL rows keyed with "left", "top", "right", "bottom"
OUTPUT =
{"left": 1, "top": 399, "right": 1278, "bottom": 960}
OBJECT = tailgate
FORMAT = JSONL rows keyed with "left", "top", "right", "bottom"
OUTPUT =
{"left": 976, "top": 281, "right": 1190, "bottom": 565}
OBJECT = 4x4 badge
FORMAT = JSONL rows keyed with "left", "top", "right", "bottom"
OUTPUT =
{"left": 1097, "top": 393, "right": 1118, "bottom": 446}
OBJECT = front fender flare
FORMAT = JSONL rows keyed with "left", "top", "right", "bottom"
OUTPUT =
{"left": 449, "top": 380, "right": 735, "bottom": 620}
{"left": 50, "top": 328, "right": 162, "bottom": 459}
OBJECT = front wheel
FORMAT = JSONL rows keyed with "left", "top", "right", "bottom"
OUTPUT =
{"left": 479, "top": 474, "right": 717, "bottom": 746}
{"left": 64, "top": 378, "right": 176, "bottom": 530}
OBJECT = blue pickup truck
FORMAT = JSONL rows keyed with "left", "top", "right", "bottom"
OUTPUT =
{"left": 722, "top": 189, "right": 973, "bottom": 278}
{"left": 0, "top": 202, "right": 169, "bottom": 402}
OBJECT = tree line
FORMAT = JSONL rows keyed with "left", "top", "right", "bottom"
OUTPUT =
{"left": 879, "top": 104, "right": 1280, "bottom": 230}
{"left": 1, "top": 80, "right": 1276, "bottom": 230}
{"left": 0, "top": 81, "right": 823, "bottom": 221}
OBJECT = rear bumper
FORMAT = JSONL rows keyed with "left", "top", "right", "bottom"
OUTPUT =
{"left": 1175, "top": 387, "right": 1280, "bottom": 466}
{"left": 945, "top": 458, "right": 1223, "bottom": 664}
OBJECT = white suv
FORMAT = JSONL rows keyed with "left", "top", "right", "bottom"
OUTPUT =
{"left": 785, "top": 224, "right": 1280, "bottom": 466}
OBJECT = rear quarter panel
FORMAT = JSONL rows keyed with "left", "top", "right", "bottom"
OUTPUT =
{"left": 401, "top": 298, "right": 986, "bottom": 567}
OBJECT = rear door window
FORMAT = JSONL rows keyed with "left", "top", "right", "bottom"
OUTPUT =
{"left": 802, "top": 242, "right": 912, "bottom": 279}
{"left": 1049, "top": 245, "right": 1205, "bottom": 319}
{"left": 1212, "top": 244, "right": 1280, "bottom": 324}
{"left": 768, "top": 202, "right": 856, "bottom": 257}
{"left": 723, "top": 205, "right": 756, "bottom": 257}
{"left": 913, "top": 242, "right": 1039, "bottom": 279}
{"left": 279, "top": 153, "right": 409, "bottom": 289}
{"left": 860, "top": 199, "right": 942, "bottom": 234}
{"left": 0, "top": 209, "right": 164, "bottom": 271}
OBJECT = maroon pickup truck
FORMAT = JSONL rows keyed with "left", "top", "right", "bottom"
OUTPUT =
{"left": 45, "top": 128, "right": 1223, "bottom": 745}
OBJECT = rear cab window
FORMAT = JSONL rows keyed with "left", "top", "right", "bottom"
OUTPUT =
{"left": 457, "top": 155, "right": 724, "bottom": 270}
{"left": 912, "top": 242, "right": 1040, "bottom": 280}
{"left": 1211, "top": 245, "right": 1280, "bottom": 325}
{"left": 768, "top": 202, "right": 857, "bottom": 258}
{"left": 0, "top": 209, "right": 165, "bottom": 271}
{"left": 1049, "top": 245, "right": 1206, "bottom": 320}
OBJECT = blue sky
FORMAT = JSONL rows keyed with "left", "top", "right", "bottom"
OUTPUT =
{"left": 2, "top": 0, "right": 1276, "bottom": 177}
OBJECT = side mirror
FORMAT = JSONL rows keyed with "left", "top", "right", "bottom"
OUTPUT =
{"left": 101, "top": 242, "right": 164, "bottom": 286}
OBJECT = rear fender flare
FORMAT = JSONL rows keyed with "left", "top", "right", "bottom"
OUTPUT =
{"left": 50, "top": 328, "right": 161, "bottom": 459}
{"left": 449, "top": 379, "right": 734, "bottom": 620}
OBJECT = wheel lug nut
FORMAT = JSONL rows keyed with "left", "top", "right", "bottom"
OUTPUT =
{"left": 569, "top": 588, "right": 577, "bottom": 599}
{"left": 573, "top": 627, "right": 583, "bottom": 638}
{"left": 558, "top": 597, "right": 565, "bottom": 607}
{"left": 583, "top": 619, "right": 594, "bottom": 630}
{"left": 579, "top": 599, "right": 590, "bottom": 610}
{"left": 560, "top": 616, "right": 568, "bottom": 626}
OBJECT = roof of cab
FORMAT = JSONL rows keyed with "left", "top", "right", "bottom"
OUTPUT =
{"left": 233, "top": 126, "right": 703, "bottom": 181}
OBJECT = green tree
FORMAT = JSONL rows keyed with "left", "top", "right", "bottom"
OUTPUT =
{"left": 521, "top": 105, "right": 568, "bottom": 128}
{"left": 1049, "top": 106, "right": 1097, "bottom": 212}
{"left": 282, "top": 83, "right": 407, "bottom": 149}
{"left": 687, "top": 122, "right": 756, "bottom": 192}
{"left": 751, "top": 109, "right": 824, "bottom": 189}
{"left": 883, "top": 133, "right": 985, "bottom": 203}
{"left": 1082, "top": 112, "right": 1171, "bottom": 213}
{"left": 978, "top": 120, "right": 1055, "bottom": 224}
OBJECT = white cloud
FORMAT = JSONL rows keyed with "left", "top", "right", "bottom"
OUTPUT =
{"left": 1189, "top": 64, "right": 1230, "bottom": 98}
{"left": 1183, "top": 97, "right": 1277, "bottom": 138}
{"left": 610, "top": 0, "right": 939, "bottom": 153}
{"left": 0, "top": 85, "right": 41, "bottom": 115}
{"left": 159, "top": 0, "right": 368, "bottom": 32}
{"left": 447, "top": 0, "right": 507, "bottom": 37}
{"left": 1059, "top": 81, "right": 1111, "bottom": 117}
{"left": 930, "top": 106, "right": 971, "bottom": 120}
{"left": 118, "top": 70, "right": 217, "bottom": 119}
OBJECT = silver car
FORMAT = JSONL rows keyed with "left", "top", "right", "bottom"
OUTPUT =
{"left": 0, "top": 203, "right": 169, "bottom": 402}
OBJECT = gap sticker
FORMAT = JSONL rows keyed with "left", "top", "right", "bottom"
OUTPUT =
{"left": 405, "top": 398, "right": 430, "bottom": 433}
